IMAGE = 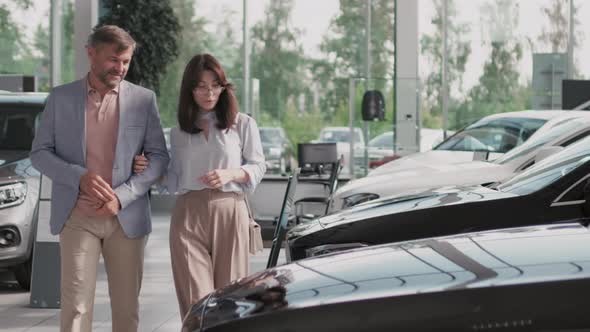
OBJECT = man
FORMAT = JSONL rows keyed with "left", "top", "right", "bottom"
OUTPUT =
{"left": 30, "top": 25, "right": 169, "bottom": 332}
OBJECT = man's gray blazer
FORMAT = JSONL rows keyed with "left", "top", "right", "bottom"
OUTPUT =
{"left": 30, "top": 79, "right": 170, "bottom": 238}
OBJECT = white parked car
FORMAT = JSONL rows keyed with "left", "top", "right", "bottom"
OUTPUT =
{"left": 329, "top": 110, "right": 590, "bottom": 212}
{"left": 317, "top": 126, "right": 364, "bottom": 174}
{"left": 368, "top": 128, "right": 450, "bottom": 168}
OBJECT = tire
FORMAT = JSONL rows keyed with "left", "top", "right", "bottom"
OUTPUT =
{"left": 14, "top": 257, "right": 32, "bottom": 290}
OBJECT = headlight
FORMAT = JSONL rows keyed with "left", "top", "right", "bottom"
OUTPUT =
{"left": 342, "top": 193, "right": 379, "bottom": 208}
{"left": 305, "top": 243, "right": 368, "bottom": 258}
{"left": 0, "top": 181, "right": 27, "bottom": 209}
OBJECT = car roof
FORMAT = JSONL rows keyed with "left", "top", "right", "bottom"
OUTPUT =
{"left": 0, "top": 92, "right": 48, "bottom": 105}
{"left": 483, "top": 110, "right": 590, "bottom": 121}
{"left": 321, "top": 126, "right": 362, "bottom": 132}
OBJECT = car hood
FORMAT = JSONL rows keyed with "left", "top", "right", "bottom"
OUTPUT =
{"left": 195, "top": 223, "right": 590, "bottom": 326}
{"left": 369, "top": 150, "right": 503, "bottom": 176}
{"left": 320, "top": 184, "right": 515, "bottom": 229}
{"left": 0, "top": 150, "right": 29, "bottom": 168}
{"left": 333, "top": 161, "right": 514, "bottom": 206}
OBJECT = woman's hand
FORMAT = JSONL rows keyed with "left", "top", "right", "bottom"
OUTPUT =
{"left": 200, "top": 169, "right": 242, "bottom": 189}
{"left": 133, "top": 154, "right": 149, "bottom": 174}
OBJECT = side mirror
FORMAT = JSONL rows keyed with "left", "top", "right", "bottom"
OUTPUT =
{"left": 534, "top": 146, "right": 564, "bottom": 164}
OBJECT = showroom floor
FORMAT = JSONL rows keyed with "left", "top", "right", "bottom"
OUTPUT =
{"left": 0, "top": 211, "right": 285, "bottom": 332}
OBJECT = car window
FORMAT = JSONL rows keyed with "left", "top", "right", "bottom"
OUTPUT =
{"left": 369, "top": 132, "right": 394, "bottom": 148}
{"left": 259, "top": 128, "right": 283, "bottom": 144}
{"left": 320, "top": 129, "right": 363, "bottom": 144}
{"left": 435, "top": 117, "right": 546, "bottom": 153}
{"left": 495, "top": 117, "right": 590, "bottom": 165}
{"left": 497, "top": 137, "right": 590, "bottom": 195}
{"left": 0, "top": 106, "right": 42, "bottom": 150}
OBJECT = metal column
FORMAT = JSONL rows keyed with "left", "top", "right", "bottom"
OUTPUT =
{"left": 394, "top": 0, "right": 420, "bottom": 156}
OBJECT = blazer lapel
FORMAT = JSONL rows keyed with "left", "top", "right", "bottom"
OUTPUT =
{"left": 74, "top": 79, "right": 87, "bottom": 165}
{"left": 113, "top": 80, "right": 130, "bottom": 174}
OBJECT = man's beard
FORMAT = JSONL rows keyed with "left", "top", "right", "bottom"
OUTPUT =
{"left": 98, "top": 70, "right": 123, "bottom": 88}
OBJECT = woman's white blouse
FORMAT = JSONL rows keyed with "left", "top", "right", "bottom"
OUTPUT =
{"left": 166, "top": 112, "right": 266, "bottom": 195}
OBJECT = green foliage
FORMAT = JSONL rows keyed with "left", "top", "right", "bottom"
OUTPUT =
{"left": 98, "top": 0, "right": 180, "bottom": 94}
{"left": 0, "top": 5, "right": 25, "bottom": 74}
{"left": 316, "top": 0, "right": 394, "bottom": 114}
{"left": 280, "top": 102, "right": 325, "bottom": 147}
{"left": 250, "top": 0, "right": 307, "bottom": 121}
{"left": 420, "top": 0, "right": 471, "bottom": 128}
{"left": 537, "top": 0, "right": 583, "bottom": 77}
{"left": 452, "top": 40, "right": 526, "bottom": 129}
{"left": 156, "top": 0, "right": 212, "bottom": 128}
{"left": 538, "top": 0, "right": 569, "bottom": 52}
{"left": 61, "top": 1, "right": 75, "bottom": 84}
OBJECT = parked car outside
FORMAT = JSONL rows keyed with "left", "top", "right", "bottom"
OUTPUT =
{"left": 286, "top": 133, "right": 590, "bottom": 261}
{"left": 182, "top": 221, "right": 590, "bottom": 332}
{"left": 317, "top": 126, "right": 364, "bottom": 175}
{"left": 367, "top": 131, "right": 394, "bottom": 162}
{"left": 0, "top": 92, "right": 46, "bottom": 290}
{"left": 370, "top": 110, "right": 567, "bottom": 177}
{"left": 329, "top": 112, "right": 590, "bottom": 212}
{"left": 367, "top": 128, "right": 450, "bottom": 168}
{"left": 259, "top": 126, "right": 295, "bottom": 174}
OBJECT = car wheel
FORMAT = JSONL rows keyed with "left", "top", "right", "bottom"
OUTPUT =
{"left": 14, "top": 257, "right": 32, "bottom": 290}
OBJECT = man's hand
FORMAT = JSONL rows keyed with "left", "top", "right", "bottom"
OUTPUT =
{"left": 133, "top": 154, "right": 149, "bottom": 174}
{"left": 80, "top": 171, "right": 116, "bottom": 203}
{"left": 95, "top": 197, "right": 121, "bottom": 217}
{"left": 200, "top": 169, "right": 240, "bottom": 189}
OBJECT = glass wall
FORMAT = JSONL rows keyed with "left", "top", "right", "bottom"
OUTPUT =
{"left": 419, "top": 0, "right": 587, "bottom": 132}
{"left": 6, "top": 0, "right": 590, "bottom": 178}
{"left": 0, "top": 0, "right": 74, "bottom": 91}
{"left": 0, "top": 0, "right": 51, "bottom": 91}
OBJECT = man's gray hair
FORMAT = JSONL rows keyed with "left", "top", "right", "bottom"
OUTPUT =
{"left": 87, "top": 25, "right": 136, "bottom": 52}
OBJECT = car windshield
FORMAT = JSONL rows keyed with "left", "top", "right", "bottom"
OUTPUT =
{"left": 0, "top": 106, "right": 41, "bottom": 150}
{"left": 259, "top": 128, "right": 284, "bottom": 145}
{"left": 435, "top": 116, "right": 547, "bottom": 153}
{"left": 495, "top": 117, "right": 590, "bottom": 165}
{"left": 369, "top": 132, "right": 394, "bottom": 148}
{"left": 497, "top": 136, "right": 590, "bottom": 195}
{"left": 320, "top": 129, "right": 363, "bottom": 144}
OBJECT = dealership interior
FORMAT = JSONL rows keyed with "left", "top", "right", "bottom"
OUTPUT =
{"left": 2, "top": 0, "right": 590, "bottom": 331}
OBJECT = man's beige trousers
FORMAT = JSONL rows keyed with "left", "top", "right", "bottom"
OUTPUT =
{"left": 59, "top": 214, "right": 146, "bottom": 332}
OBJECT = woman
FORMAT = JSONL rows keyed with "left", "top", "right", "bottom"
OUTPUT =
{"left": 136, "top": 53, "right": 265, "bottom": 318}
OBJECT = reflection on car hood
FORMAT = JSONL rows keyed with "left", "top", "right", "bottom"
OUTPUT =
{"left": 333, "top": 161, "right": 514, "bottom": 203}
{"left": 320, "top": 184, "right": 515, "bottom": 228}
{"left": 369, "top": 150, "right": 503, "bottom": 176}
{"left": 202, "top": 223, "right": 590, "bottom": 321}
{"left": 0, "top": 150, "right": 29, "bottom": 167}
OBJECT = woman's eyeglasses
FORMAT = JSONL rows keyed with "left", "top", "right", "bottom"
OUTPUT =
{"left": 194, "top": 84, "right": 225, "bottom": 96}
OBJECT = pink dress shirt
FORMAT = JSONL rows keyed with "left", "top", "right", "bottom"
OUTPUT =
{"left": 72, "top": 77, "right": 120, "bottom": 217}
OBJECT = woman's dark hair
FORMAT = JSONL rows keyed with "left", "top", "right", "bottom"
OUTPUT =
{"left": 177, "top": 53, "right": 239, "bottom": 134}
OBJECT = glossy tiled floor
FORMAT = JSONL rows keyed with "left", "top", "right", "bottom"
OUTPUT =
{"left": 0, "top": 210, "right": 285, "bottom": 332}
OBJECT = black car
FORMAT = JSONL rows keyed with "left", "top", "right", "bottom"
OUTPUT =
{"left": 182, "top": 221, "right": 590, "bottom": 332}
{"left": 286, "top": 134, "right": 590, "bottom": 261}
{"left": 0, "top": 92, "right": 46, "bottom": 289}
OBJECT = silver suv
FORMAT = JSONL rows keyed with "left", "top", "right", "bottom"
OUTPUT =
{"left": 0, "top": 92, "right": 45, "bottom": 290}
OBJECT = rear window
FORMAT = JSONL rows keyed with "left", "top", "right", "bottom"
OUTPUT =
{"left": 0, "top": 104, "right": 43, "bottom": 150}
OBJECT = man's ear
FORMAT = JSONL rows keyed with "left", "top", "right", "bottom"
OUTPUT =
{"left": 87, "top": 46, "right": 95, "bottom": 59}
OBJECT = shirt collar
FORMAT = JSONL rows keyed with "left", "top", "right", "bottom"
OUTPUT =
{"left": 86, "top": 73, "right": 120, "bottom": 95}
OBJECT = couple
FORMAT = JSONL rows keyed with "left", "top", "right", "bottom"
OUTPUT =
{"left": 30, "top": 25, "right": 265, "bottom": 332}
